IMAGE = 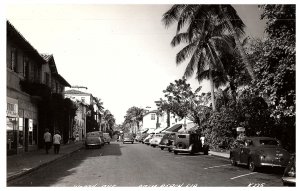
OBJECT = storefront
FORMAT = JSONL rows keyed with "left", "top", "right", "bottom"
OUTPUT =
{"left": 7, "top": 97, "right": 19, "bottom": 155}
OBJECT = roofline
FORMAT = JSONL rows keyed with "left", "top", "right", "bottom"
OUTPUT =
{"left": 7, "top": 20, "right": 45, "bottom": 65}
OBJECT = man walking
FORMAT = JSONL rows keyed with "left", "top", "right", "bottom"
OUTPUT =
{"left": 43, "top": 128, "right": 51, "bottom": 154}
{"left": 53, "top": 130, "right": 62, "bottom": 154}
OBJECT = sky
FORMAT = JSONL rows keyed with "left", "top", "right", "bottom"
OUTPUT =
{"left": 5, "top": 2, "right": 267, "bottom": 124}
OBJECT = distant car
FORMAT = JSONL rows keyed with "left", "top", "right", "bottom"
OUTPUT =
{"left": 150, "top": 133, "right": 164, "bottom": 147}
{"left": 123, "top": 133, "right": 134, "bottom": 144}
{"left": 103, "top": 133, "right": 111, "bottom": 144}
{"left": 230, "top": 137, "right": 291, "bottom": 172}
{"left": 173, "top": 133, "right": 209, "bottom": 155}
{"left": 282, "top": 154, "right": 296, "bottom": 186}
{"left": 85, "top": 131, "right": 103, "bottom": 149}
{"left": 158, "top": 133, "right": 176, "bottom": 152}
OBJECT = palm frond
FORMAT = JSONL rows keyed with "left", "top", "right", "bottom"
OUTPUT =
{"left": 162, "top": 5, "right": 187, "bottom": 28}
{"left": 171, "top": 32, "right": 190, "bottom": 47}
{"left": 176, "top": 40, "right": 198, "bottom": 64}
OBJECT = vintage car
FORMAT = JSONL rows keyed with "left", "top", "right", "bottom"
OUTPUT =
{"left": 230, "top": 137, "right": 291, "bottom": 172}
{"left": 103, "top": 133, "right": 111, "bottom": 144}
{"left": 149, "top": 133, "right": 164, "bottom": 147}
{"left": 85, "top": 131, "right": 104, "bottom": 149}
{"left": 173, "top": 133, "right": 209, "bottom": 155}
{"left": 123, "top": 133, "right": 134, "bottom": 144}
{"left": 282, "top": 154, "right": 296, "bottom": 186}
{"left": 158, "top": 133, "right": 176, "bottom": 152}
{"left": 143, "top": 134, "right": 154, "bottom": 145}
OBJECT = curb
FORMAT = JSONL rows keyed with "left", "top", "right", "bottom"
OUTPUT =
{"left": 7, "top": 145, "right": 84, "bottom": 183}
{"left": 208, "top": 151, "right": 230, "bottom": 159}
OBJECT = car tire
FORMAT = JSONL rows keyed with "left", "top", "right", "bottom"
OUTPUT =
{"left": 174, "top": 151, "right": 178, "bottom": 155}
{"left": 230, "top": 156, "right": 237, "bottom": 166}
{"left": 132, "top": 142, "right": 133, "bottom": 144}
{"left": 160, "top": 147, "right": 164, "bottom": 150}
{"left": 168, "top": 148, "right": 172, "bottom": 152}
{"left": 248, "top": 158, "right": 256, "bottom": 172}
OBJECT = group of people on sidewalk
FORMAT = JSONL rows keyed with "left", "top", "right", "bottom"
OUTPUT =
{"left": 43, "top": 129, "right": 62, "bottom": 154}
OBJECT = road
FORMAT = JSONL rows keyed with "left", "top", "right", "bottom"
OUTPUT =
{"left": 8, "top": 141, "right": 284, "bottom": 187}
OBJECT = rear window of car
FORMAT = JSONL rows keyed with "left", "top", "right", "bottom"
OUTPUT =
{"left": 87, "top": 132, "right": 100, "bottom": 137}
{"left": 178, "top": 135, "right": 186, "bottom": 138}
{"left": 259, "top": 139, "right": 279, "bottom": 146}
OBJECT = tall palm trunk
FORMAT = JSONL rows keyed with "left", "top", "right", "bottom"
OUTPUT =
{"left": 219, "top": 5, "right": 255, "bottom": 80}
{"left": 209, "top": 67, "right": 216, "bottom": 111}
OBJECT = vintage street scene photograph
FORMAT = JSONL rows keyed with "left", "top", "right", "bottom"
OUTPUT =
{"left": 4, "top": 1, "right": 296, "bottom": 187}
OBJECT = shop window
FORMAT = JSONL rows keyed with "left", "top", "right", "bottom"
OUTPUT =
{"left": 29, "top": 119, "right": 33, "bottom": 145}
{"left": 18, "top": 117, "right": 24, "bottom": 147}
{"left": 7, "top": 117, "right": 18, "bottom": 153}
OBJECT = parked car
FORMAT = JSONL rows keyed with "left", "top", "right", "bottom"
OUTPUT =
{"left": 173, "top": 133, "right": 209, "bottom": 155}
{"left": 282, "top": 154, "right": 296, "bottom": 186}
{"left": 143, "top": 134, "right": 154, "bottom": 145}
{"left": 103, "top": 133, "right": 111, "bottom": 144}
{"left": 149, "top": 133, "right": 164, "bottom": 147}
{"left": 158, "top": 133, "right": 176, "bottom": 151}
{"left": 85, "top": 131, "right": 104, "bottom": 149}
{"left": 123, "top": 133, "right": 134, "bottom": 144}
{"left": 230, "top": 137, "right": 291, "bottom": 172}
{"left": 140, "top": 133, "right": 149, "bottom": 143}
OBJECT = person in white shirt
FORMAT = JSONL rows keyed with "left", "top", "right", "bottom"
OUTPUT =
{"left": 53, "top": 130, "right": 62, "bottom": 154}
{"left": 43, "top": 128, "right": 51, "bottom": 154}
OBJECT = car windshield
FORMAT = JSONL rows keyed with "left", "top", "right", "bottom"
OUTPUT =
{"left": 178, "top": 135, "right": 186, "bottom": 138}
{"left": 87, "top": 132, "right": 100, "bottom": 137}
{"left": 259, "top": 139, "right": 279, "bottom": 146}
{"left": 103, "top": 133, "right": 110, "bottom": 137}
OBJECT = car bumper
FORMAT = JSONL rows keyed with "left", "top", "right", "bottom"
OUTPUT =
{"left": 282, "top": 177, "right": 296, "bottom": 186}
{"left": 86, "top": 143, "right": 101, "bottom": 146}
{"left": 173, "top": 148, "right": 191, "bottom": 152}
{"left": 260, "top": 162, "right": 287, "bottom": 167}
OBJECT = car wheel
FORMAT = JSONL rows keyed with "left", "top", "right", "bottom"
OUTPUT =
{"left": 132, "top": 141, "right": 133, "bottom": 144}
{"left": 160, "top": 147, "right": 164, "bottom": 150}
{"left": 168, "top": 148, "right": 172, "bottom": 152}
{"left": 248, "top": 158, "right": 256, "bottom": 172}
{"left": 230, "top": 156, "right": 237, "bottom": 166}
{"left": 174, "top": 151, "right": 178, "bottom": 155}
{"left": 108, "top": 142, "right": 110, "bottom": 144}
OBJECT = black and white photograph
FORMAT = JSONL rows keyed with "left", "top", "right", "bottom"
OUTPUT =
{"left": 2, "top": 0, "right": 296, "bottom": 188}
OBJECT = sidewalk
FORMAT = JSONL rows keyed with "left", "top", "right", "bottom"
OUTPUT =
{"left": 7, "top": 141, "right": 84, "bottom": 182}
{"left": 208, "top": 150, "right": 230, "bottom": 159}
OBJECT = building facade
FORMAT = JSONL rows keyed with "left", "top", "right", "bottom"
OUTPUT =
{"left": 7, "top": 21, "right": 71, "bottom": 154}
{"left": 7, "top": 21, "right": 44, "bottom": 154}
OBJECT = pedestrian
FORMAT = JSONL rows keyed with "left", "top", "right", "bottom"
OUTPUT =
{"left": 43, "top": 128, "right": 51, "bottom": 154}
{"left": 53, "top": 130, "right": 62, "bottom": 154}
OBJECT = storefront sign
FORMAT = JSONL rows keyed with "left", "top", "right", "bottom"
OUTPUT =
{"left": 7, "top": 97, "right": 18, "bottom": 117}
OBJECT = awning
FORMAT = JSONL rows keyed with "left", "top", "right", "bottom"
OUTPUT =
{"left": 147, "top": 129, "right": 156, "bottom": 134}
{"left": 178, "top": 122, "right": 198, "bottom": 133}
{"left": 164, "top": 124, "right": 183, "bottom": 133}
{"left": 154, "top": 126, "right": 168, "bottom": 133}
{"left": 141, "top": 129, "right": 149, "bottom": 133}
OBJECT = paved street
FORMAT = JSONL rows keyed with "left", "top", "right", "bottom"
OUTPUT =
{"left": 8, "top": 141, "right": 284, "bottom": 187}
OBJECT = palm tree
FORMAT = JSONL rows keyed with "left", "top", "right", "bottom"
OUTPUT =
{"left": 102, "top": 110, "right": 115, "bottom": 132}
{"left": 124, "top": 106, "right": 145, "bottom": 133}
{"left": 167, "top": 12, "right": 234, "bottom": 111}
{"left": 162, "top": 4, "right": 255, "bottom": 81}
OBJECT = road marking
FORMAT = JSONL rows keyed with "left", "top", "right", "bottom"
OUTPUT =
{"left": 230, "top": 172, "right": 257, "bottom": 180}
{"left": 204, "top": 164, "right": 231, "bottom": 169}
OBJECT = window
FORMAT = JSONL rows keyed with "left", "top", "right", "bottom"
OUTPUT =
{"left": 45, "top": 73, "right": 50, "bottom": 86}
{"left": 151, "top": 114, "right": 155, "bottom": 120}
{"left": 23, "top": 56, "right": 29, "bottom": 79}
{"left": 10, "top": 48, "right": 17, "bottom": 72}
